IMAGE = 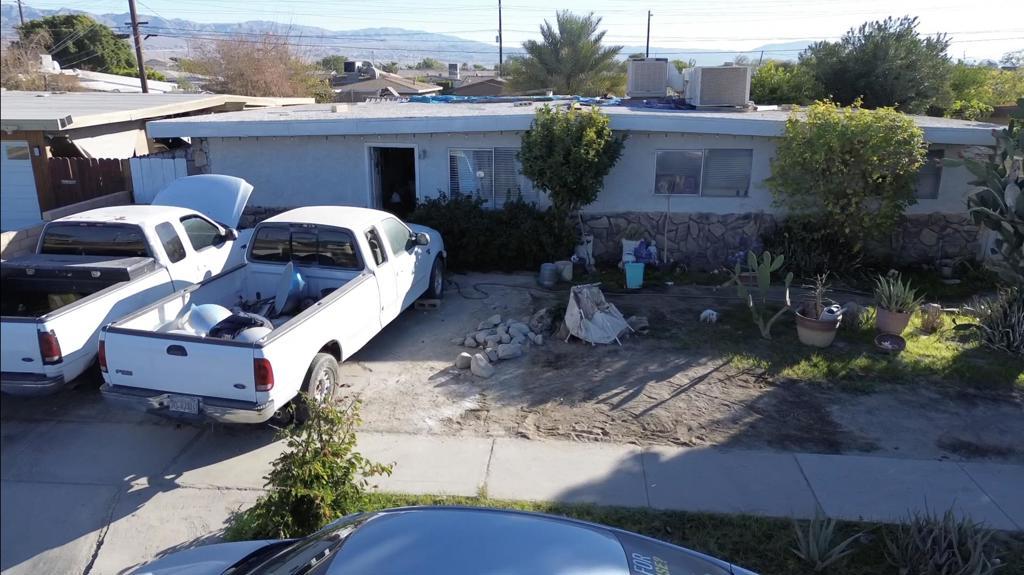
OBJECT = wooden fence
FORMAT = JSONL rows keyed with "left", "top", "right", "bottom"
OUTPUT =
{"left": 47, "top": 157, "right": 132, "bottom": 210}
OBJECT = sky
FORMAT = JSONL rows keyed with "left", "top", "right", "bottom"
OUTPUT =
{"left": 13, "top": 0, "right": 1024, "bottom": 61}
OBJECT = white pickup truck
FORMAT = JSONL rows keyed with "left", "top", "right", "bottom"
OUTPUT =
{"left": 0, "top": 175, "right": 254, "bottom": 395}
{"left": 99, "top": 206, "right": 445, "bottom": 424}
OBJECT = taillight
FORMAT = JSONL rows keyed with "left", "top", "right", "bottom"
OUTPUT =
{"left": 254, "top": 358, "right": 274, "bottom": 391}
{"left": 39, "top": 331, "right": 62, "bottom": 365}
{"left": 98, "top": 340, "right": 108, "bottom": 373}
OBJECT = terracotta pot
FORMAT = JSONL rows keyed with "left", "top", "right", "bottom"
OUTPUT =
{"left": 876, "top": 307, "right": 912, "bottom": 335}
{"left": 795, "top": 308, "right": 841, "bottom": 348}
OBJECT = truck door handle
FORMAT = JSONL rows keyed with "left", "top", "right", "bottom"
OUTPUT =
{"left": 166, "top": 345, "right": 187, "bottom": 357}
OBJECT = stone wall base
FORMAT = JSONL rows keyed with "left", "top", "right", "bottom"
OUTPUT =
{"left": 240, "top": 205, "right": 983, "bottom": 270}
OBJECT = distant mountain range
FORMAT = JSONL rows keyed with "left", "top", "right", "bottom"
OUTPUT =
{"left": 1, "top": 4, "right": 808, "bottom": 66}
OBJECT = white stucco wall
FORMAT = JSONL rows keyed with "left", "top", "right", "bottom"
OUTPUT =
{"left": 204, "top": 132, "right": 975, "bottom": 216}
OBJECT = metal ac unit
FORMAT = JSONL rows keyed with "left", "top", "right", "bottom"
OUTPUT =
{"left": 627, "top": 58, "right": 668, "bottom": 98}
{"left": 683, "top": 65, "right": 751, "bottom": 107}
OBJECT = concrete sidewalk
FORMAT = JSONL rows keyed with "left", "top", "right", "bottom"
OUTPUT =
{"left": 2, "top": 420, "right": 1022, "bottom": 575}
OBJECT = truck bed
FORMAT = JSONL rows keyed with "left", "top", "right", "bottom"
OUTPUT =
{"left": 1, "top": 256, "right": 158, "bottom": 317}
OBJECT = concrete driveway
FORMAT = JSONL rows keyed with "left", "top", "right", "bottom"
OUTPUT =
{"left": 1, "top": 388, "right": 276, "bottom": 575}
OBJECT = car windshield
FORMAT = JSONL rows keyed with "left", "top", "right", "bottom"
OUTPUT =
{"left": 39, "top": 223, "right": 149, "bottom": 257}
{"left": 248, "top": 513, "right": 371, "bottom": 575}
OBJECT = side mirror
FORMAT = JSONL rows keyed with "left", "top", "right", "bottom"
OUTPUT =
{"left": 223, "top": 228, "right": 239, "bottom": 241}
{"left": 414, "top": 232, "right": 430, "bottom": 246}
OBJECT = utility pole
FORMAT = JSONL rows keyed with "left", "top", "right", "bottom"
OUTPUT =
{"left": 127, "top": 0, "right": 149, "bottom": 93}
{"left": 497, "top": 0, "right": 503, "bottom": 76}
{"left": 645, "top": 10, "right": 652, "bottom": 58}
{"left": 17, "top": 0, "right": 24, "bottom": 27}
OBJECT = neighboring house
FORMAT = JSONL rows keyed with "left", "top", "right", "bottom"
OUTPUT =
{"left": 146, "top": 101, "right": 996, "bottom": 267}
{"left": 71, "top": 69, "right": 179, "bottom": 94}
{"left": 333, "top": 77, "right": 443, "bottom": 102}
{"left": 0, "top": 91, "right": 312, "bottom": 232}
{"left": 451, "top": 77, "right": 508, "bottom": 97}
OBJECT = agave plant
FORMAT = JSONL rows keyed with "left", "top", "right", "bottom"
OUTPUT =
{"left": 884, "top": 509, "right": 1001, "bottom": 575}
{"left": 949, "top": 97, "right": 1024, "bottom": 286}
{"left": 791, "top": 513, "right": 863, "bottom": 572}
{"left": 874, "top": 272, "right": 925, "bottom": 314}
{"left": 960, "top": 287, "right": 1024, "bottom": 355}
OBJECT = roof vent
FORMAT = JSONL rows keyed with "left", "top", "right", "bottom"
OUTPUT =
{"left": 627, "top": 58, "right": 669, "bottom": 98}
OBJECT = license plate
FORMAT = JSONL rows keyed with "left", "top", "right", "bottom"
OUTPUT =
{"left": 168, "top": 395, "right": 200, "bottom": 415}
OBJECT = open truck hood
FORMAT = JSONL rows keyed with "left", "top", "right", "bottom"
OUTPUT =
{"left": 152, "top": 175, "right": 253, "bottom": 229}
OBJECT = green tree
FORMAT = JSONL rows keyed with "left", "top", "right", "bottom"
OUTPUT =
{"left": 671, "top": 58, "right": 695, "bottom": 73}
{"left": 766, "top": 100, "right": 926, "bottom": 250}
{"left": 413, "top": 57, "right": 444, "bottom": 70}
{"left": 750, "top": 60, "right": 820, "bottom": 105}
{"left": 800, "top": 16, "right": 952, "bottom": 114}
{"left": 943, "top": 62, "right": 1024, "bottom": 120}
{"left": 19, "top": 14, "right": 136, "bottom": 72}
{"left": 519, "top": 105, "right": 626, "bottom": 215}
{"left": 381, "top": 61, "right": 400, "bottom": 73}
{"left": 318, "top": 55, "right": 349, "bottom": 74}
{"left": 507, "top": 11, "right": 624, "bottom": 96}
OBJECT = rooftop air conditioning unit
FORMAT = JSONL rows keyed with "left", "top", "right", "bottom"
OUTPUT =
{"left": 683, "top": 65, "right": 751, "bottom": 107}
{"left": 627, "top": 58, "right": 668, "bottom": 98}
{"left": 448, "top": 63, "right": 460, "bottom": 80}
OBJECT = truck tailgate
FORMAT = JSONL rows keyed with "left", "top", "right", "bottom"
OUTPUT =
{"left": 0, "top": 321, "right": 42, "bottom": 375}
{"left": 103, "top": 331, "right": 257, "bottom": 403}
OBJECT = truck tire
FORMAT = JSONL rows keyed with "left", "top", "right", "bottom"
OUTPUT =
{"left": 293, "top": 352, "right": 339, "bottom": 425}
{"left": 425, "top": 257, "right": 444, "bottom": 299}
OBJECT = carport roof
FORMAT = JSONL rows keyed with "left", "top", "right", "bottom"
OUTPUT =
{"left": 146, "top": 101, "right": 1000, "bottom": 146}
{"left": 0, "top": 91, "right": 314, "bottom": 132}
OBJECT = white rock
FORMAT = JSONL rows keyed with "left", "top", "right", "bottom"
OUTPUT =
{"left": 500, "top": 333, "right": 512, "bottom": 344}
{"left": 463, "top": 336, "right": 478, "bottom": 348}
{"left": 530, "top": 332, "right": 544, "bottom": 345}
{"left": 497, "top": 343, "right": 523, "bottom": 360}
{"left": 471, "top": 353, "right": 495, "bottom": 378}
{"left": 478, "top": 314, "right": 502, "bottom": 330}
{"left": 486, "top": 349, "right": 499, "bottom": 363}
{"left": 455, "top": 352, "right": 473, "bottom": 369}
{"left": 484, "top": 334, "right": 502, "bottom": 348}
{"left": 512, "top": 334, "right": 527, "bottom": 346}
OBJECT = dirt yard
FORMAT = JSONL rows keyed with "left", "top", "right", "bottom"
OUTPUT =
{"left": 340, "top": 273, "right": 1024, "bottom": 463}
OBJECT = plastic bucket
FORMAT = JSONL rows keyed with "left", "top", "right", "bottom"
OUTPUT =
{"left": 538, "top": 263, "right": 559, "bottom": 288}
{"left": 624, "top": 262, "right": 645, "bottom": 289}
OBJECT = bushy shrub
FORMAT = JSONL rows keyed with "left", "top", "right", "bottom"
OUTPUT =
{"left": 761, "top": 214, "right": 864, "bottom": 278}
{"left": 225, "top": 399, "right": 392, "bottom": 540}
{"left": 408, "top": 194, "right": 577, "bottom": 272}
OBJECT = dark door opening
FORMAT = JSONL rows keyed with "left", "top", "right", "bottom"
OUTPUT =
{"left": 370, "top": 147, "right": 417, "bottom": 218}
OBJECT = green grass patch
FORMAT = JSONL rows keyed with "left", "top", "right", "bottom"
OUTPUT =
{"left": 233, "top": 492, "right": 1024, "bottom": 575}
{"left": 674, "top": 305, "right": 1024, "bottom": 390}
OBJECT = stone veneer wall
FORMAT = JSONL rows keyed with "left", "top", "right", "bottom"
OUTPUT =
{"left": 239, "top": 206, "right": 983, "bottom": 270}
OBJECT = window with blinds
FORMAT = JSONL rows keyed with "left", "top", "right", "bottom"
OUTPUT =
{"left": 654, "top": 148, "right": 753, "bottom": 197}
{"left": 702, "top": 149, "right": 753, "bottom": 197}
{"left": 449, "top": 148, "right": 536, "bottom": 208}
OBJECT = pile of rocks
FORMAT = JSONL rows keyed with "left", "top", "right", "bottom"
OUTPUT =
{"left": 451, "top": 312, "right": 548, "bottom": 378}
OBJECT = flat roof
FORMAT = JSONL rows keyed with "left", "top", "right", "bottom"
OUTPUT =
{"left": 147, "top": 101, "right": 999, "bottom": 145}
{"left": 0, "top": 91, "right": 315, "bottom": 132}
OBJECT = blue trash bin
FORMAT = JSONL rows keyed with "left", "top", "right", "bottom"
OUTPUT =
{"left": 624, "top": 262, "right": 645, "bottom": 289}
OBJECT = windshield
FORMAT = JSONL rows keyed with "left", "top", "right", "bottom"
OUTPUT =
{"left": 40, "top": 223, "right": 149, "bottom": 257}
{"left": 247, "top": 513, "right": 371, "bottom": 575}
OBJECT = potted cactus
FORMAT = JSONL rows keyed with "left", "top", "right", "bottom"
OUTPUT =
{"left": 795, "top": 273, "right": 842, "bottom": 347}
{"left": 874, "top": 273, "right": 924, "bottom": 334}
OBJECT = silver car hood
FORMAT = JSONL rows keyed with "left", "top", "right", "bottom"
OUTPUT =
{"left": 131, "top": 540, "right": 273, "bottom": 575}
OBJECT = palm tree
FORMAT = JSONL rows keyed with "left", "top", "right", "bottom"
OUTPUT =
{"left": 508, "top": 11, "right": 624, "bottom": 96}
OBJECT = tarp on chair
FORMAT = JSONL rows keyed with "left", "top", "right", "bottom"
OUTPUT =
{"left": 565, "top": 283, "right": 631, "bottom": 345}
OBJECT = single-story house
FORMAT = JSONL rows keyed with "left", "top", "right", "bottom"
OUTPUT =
{"left": 451, "top": 77, "right": 508, "bottom": 97}
{"left": 333, "top": 77, "right": 443, "bottom": 102}
{"left": 0, "top": 90, "right": 312, "bottom": 232}
{"left": 146, "top": 100, "right": 998, "bottom": 268}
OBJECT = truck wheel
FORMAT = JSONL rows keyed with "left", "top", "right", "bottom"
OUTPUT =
{"left": 294, "top": 353, "right": 339, "bottom": 425}
{"left": 425, "top": 257, "right": 444, "bottom": 299}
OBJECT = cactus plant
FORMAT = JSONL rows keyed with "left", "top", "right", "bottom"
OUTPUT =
{"left": 952, "top": 98, "right": 1024, "bottom": 286}
{"left": 730, "top": 250, "right": 794, "bottom": 339}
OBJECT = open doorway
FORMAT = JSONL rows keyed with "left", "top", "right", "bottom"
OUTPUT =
{"left": 368, "top": 146, "right": 417, "bottom": 218}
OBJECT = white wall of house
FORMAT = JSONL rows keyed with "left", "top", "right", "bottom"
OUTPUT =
{"left": 1, "top": 140, "right": 42, "bottom": 232}
{"left": 204, "top": 132, "right": 974, "bottom": 216}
